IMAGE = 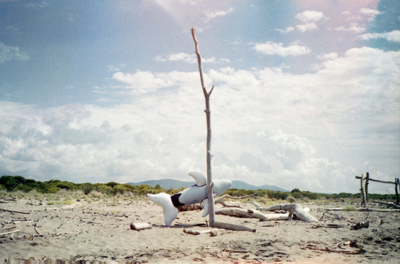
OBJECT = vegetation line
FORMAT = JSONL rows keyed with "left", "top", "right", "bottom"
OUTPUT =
{"left": 0, "top": 175, "right": 397, "bottom": 201}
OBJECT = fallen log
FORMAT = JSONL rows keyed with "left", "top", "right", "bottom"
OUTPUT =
{"left": 215, "top": 198, "right": 241, "bottom": 208}
{"left": 325, "top": 208, "right": 400, "bottom": 213}
{"left": 130, "top": 222, "right": 152, "bottom": 231}
{"left": 0, "top": 229, "right": 20, "bottom": 237}
{"left": 216, "top": 208, "right": 256, "bottom": 218}
{"left": 219, "top": 194, "right": 255, "bottom": 200}
{"left": 248, "top": 201, "right": 310, "bottom": 213}
{"left": 213, "top": 221, "right": 256, "bottom": 232}
{"left": 373, "top": 200, "right": 400, "bottom": 209}
{"left": 174, "top": 223, "right": 206, "bottom": 228}
{"left": 0, "top": 208, "right": 30, "bottom": 215}
{"left": 183, "top": 228, "right": 218, "bottom": 236}
{"left": 281, "top": 203, "right": 317, "bottom": 222}
{"left": 216, "top": 208, "right": 289, "bottom": 221}
{"left": 248, "top": 202, "right": 317, "bottom": 222}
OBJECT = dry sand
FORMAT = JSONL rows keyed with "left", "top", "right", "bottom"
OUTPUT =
{"left": 1, "top": 195, "right": 399, "bottom": 263}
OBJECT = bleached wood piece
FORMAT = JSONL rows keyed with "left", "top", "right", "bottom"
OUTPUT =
{"left": 215, "top": 198, "right": 241, "bottom": 208}
{"left": 213, "top": 221, "right": 256, "bottom": 232}
{"left": 325, "top": 207, "right": 400, "bottom": 212}
{"left": 130, "top": 223, "right": 152, "bottom": 231}
{"left": 248, "top": 209, "right": 290, "bottom": 221}
{"left": 281, "top": 204, "right": 317, "bottom": 222}
{"left": 248, "top": 202, "right": 317, "bottom": 222}
{"left": 216, "top": 208, "right": 289, "bottom": 221}
{"left": 248, "top": 201, "right": 310, "bottom": 213}
{"left": 183, "top": 229, "right": 218, "bottom": 236}
{"left": 0, "top": 229, "right": 20, "bottom": 237}
{"left": 0, "top": 208, "right": 30, "bottom": 214}
{"left": 216, "top": 208, "right": 257, "bottom": 218}
{"left": 219, "top": 194, "right": 255, "bottom": 200}
{"left": 373, "top": 200, "right": 400, "bottom": 209}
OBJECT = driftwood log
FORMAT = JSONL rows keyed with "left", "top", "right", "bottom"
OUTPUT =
{"left": 373, "top": 200, "right": 400, "bottom": 209}
{"left": 183, "top": 228, "right": 218, "bottom": 236}
{"left": 215, "top": 198, "right": 241, "bottom": 208}
{"left": 178, "top": 194, "right": 254, "bottom": 212}
{"left": 248, "top": 202, "right": 317, "bottom": 222}
{"left": 325, "top": 207, "right": 400, "bottom": 213}
{"left": 0, "top": 229, "right": 20, "bottom": 237}
{"left": 130, "top": 223, "right": 152, "bottom": 231}
{"left": 0, "top": 208, "right": 30, "bottom": 214}
{"left": 213, "top": 221, "right": 256, "bottom": 232}
{"left": 216, "top": 208, "right": 289, "bottom": 221}
{"left": 214, "top": 194, "right": 255, "bottom": 208}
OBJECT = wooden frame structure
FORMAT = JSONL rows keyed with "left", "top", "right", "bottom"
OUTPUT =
{"left": 355, "top": 172, "right": 400, "bottom": 208}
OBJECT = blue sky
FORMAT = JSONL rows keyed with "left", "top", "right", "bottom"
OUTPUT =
{"left": 0, "top": 0, "right": 399, "bottom": 194}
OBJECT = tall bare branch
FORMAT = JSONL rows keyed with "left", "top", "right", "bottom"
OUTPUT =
{"left": 191, "top": 27, "right": 215, "bottom": 227}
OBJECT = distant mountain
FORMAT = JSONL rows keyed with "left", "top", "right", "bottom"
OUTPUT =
{"left": 231, "top": 180, "right": 288, "bottom": 192}
{"left": 130, "top": 179, "right": 288, "bottom": 192}
{"left": 130, "top": 179, "right": 194, "bottom": 190}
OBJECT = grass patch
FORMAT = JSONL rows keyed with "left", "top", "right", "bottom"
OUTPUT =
{"left": 343, "top": 205, "right": 357, "bottom": 211}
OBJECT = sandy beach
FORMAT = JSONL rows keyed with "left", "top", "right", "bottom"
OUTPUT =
{"left": 1, "top": 192, "right": 399, "bottom": 263}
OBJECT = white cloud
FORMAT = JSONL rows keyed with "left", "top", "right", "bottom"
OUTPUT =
{"left": 1, "top": 47, "right": 399, "bottom": 193}
{"left": 296, "top": 10, "right": 325, "bottom": 23}
{"left": 156, "top": 53, "right": 197, "bottom": 63}
{"left": 342, "top": 11, "right": 352, "bottom": 16}
{"left": 276, "top": 11, "right": 325, "bottom": 33}
{"left": 0, "top": 42, "right": 29, "bottom": 64}
{"left": 204, "top": 7, "right": 234, "bottom": 22}
{"left": 296, "top": 23, "right": 317, "bottom": 32}
{"left": 334, "top": 23, "right": 366, "bottom": 33}
{"left": 359, "top": 8, "right": 381, "bottom": 22}
{"left": 253, "top": 41, "right": 311, "bottom": 56}
{"left": 360, "top": 30, "right": 400, "bottom": 43}
{"left": 275, "top": 27, "right": 295, "bottom": 33}
{"left": 334, "top": 8, "right": 380, "bottom": 34}
{"left": 111, "top": 70, "right": 203, "bottom": 95}
{"left": 295, "top": 10, "right": 325, "bottom": 32}
{"left": 317, "top": 52, "right": 338, "bottom": 60}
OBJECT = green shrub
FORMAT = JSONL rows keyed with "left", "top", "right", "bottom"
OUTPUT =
{"left": 94, "top": 184, "right": 114, "bottom": 195}
{"left": 113, "top": 184, "right": 130, "bottom": 194}
{"left": 78, "top": 183, "right": 94, "bottom": 195}
{"left": 46, "top": 185, "right": 61, "bottom": 193}
{"left": 287, "top": 196, "right": 296, "bottom": 203}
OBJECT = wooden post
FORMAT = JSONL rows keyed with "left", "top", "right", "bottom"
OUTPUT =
{"left": 358, "top": 174, "right": 365, "bottom": 207}
{"left": 365, "top": 172, "right": 369, "bottom": 204}
{"left": 395, "top": 178, "right": 399, "bottom": 205}
{"left": 191, "top": 27, "right": 215, "bottom": 227}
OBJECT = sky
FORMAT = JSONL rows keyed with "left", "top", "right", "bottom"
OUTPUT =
{"left": 0, "top": 0, "right": 399, "bottom": 194}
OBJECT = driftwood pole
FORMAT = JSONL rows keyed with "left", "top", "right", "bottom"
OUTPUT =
{"left": 365, "top": 172, "right": 369, "bottom": 203}
{"left": 395, "top": 178, "right": 399, "bottom": 205}
{"left": 191, "top": 27, "right": 215, "bottom": 227}
{"left": 355, "top": 174, "right": 366, "bottom": 207}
